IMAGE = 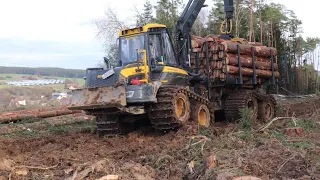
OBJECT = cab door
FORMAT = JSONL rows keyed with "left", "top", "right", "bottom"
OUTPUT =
{"left": 148, "top": 30, "right": 188, "bottom": 85}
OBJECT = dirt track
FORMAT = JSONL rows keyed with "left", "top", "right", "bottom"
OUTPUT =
{"left": 0, "top": 97, "right": 320, "bottom": 179}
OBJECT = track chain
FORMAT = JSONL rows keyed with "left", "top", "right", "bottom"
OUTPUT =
{"left": 95, "top": 114, "right": 122, "bottom": 137}
{"left": 91, "top": 85, "right": 215, "bottom": 135}
{"left": 148, "top": 85, "right": 214, "bottom": 131}
{"left": 224, "top": 90, "right": 256, "bottom": 121}
{"left": 224, "top": 90, "right": 276, "bottom": 122}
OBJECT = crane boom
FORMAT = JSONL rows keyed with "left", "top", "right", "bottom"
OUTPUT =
{"left": 174, "top": 0, "right": 206, "bottom": 68}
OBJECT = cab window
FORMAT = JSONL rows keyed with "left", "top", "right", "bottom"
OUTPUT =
{"left": 120, "top": 34, "right": 144, "bottom": 66}
{"left": 162, "top": 32, "right": 177, "bottom": 65}
{"left": 148, "top": 34, "right": 163, "bottom": 65}
{"left": 148, "top": 33, "right": 177, "bottom": 66}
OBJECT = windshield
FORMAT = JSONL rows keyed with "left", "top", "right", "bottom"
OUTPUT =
{"left": 120, "top": 34, "right": 145, "bottom": 66}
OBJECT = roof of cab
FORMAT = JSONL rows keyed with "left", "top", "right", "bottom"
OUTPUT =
{"left": 119, "top": 24, "right": 166, "bottom": 36}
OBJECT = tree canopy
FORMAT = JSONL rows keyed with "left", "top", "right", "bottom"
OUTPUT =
{"left": 95, "top": 0, "right": 320, "bottom": 94}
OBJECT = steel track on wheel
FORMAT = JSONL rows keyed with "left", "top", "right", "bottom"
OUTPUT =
{"left": 224, "top": 90, "right": 276, "bottom": 122}
{"left": 148, "top": 85, "right": 214, "bottom": 131}
{"left": 95, "top": 114, "right": 122, "bottom": 136}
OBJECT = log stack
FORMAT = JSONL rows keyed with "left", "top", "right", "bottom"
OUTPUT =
{"left": 190, "top": 35, "right": 279, "bottom": 83}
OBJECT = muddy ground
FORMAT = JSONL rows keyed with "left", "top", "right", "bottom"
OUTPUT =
{"left": 0, "top": 97, "right": 320, "bottom": 180}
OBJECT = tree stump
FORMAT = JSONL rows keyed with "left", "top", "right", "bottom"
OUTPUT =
{"left": 285, "top": 127, "right": 304, "bottom": 137}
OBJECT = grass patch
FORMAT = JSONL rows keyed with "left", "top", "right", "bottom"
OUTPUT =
{"left": 269, "top": 130, "right": 315, "bottom": 150}
{"left": 270, "top": 130, "right": 286, "bottom": 141}
{"left": 18, "top": 129, "right": 39, "bottom": 137}
{"left": 48, "top": 125, "right": 71, "bottom": 135}
{"left": 239, "top": 131, "right": 253, "bottom": 141}
{"left": 238, "top": 108, "right": 253, "bottom": 131}
{"left": 14, "top": 118, "right": 40, "bottom": 125}
{"left": 288, "top": 119, "right": 318, "bottom": 132}
{"left": 198, "top": 126, "right": 215, "bottom": 137}
{"left": 275, "top": 104, "right": 284, "bottom": 116}
{"left": 1, "top": 120, "right": 96, "bottom": 138}
{"left": 231, "top": 169, "right": 246, "bottom": 176}
{"left": 47, "top": 120, "right": 96, "bottom": 135}
{"left": 1, "top": 129, "right": 39, "bottom": 138}
{"left": 291, "top": 141, "right": 314, "bottom": 149}
{"left": 0, "top": 118, "right": 40, "bottom": 127}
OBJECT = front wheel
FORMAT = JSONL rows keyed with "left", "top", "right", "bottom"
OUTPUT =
{"left": 173, "top": 92, "right": 191, "bottom": 124}
{"left": 148, "top": 87, "right": 191, "bottom": 131}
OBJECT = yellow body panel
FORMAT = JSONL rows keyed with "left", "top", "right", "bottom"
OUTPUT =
{"left": 120, "top": 67, "right": 148, "bottom": 78}
{"left": 119, "top": 65, "right": 187, "bottom": 83}
{"left": 119, "top": 24, "right": 167, "bottom": 36}
{"left": 162, "top": 66, "right": 188, "bottom": 75}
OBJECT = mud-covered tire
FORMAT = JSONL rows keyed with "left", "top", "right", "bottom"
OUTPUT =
{"left": 173, "top": 92, "right": 191, "bottom": 124}
{"left": 225, "top": 91, "right": 258, "bottom": 122}
{"left": 246, "top": 95, "right": 259, "bottom": 121}
{"left": 258, "top": 99, "right": 275, "bottom": 123}
{"left": 191, "top": 102, "right": 211, "bottom": 127}
{"left": 148, "top": 87, "right": 191, "bottom": 131}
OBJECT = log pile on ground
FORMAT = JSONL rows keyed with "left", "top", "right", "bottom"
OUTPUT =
{"left": 191, "top": 35, "right": 279, "bottom": 83}
{"left": 0, "top": 108, "right": 82, "bottom": 123}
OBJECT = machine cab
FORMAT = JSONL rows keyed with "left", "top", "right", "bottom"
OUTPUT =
{"left": 119, "top": 24, "right": 177, "bottom": 67}
{"left": 118, "top": 24, "right": 187, "bottom": 84}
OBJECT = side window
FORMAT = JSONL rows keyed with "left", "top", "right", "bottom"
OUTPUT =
{"left": 148, "top": 34, "right": 163, "bottom": 63}
{"left": 162, "top": 32, "right": 177, "bottom": 65}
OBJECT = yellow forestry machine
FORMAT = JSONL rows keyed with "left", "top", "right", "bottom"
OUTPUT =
{"left": 68, "top": 0, "right": 277, "bottom": 136}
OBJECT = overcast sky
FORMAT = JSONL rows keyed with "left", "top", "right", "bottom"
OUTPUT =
{"left": 0, "top": 0, "right": 318, "bottom": 69}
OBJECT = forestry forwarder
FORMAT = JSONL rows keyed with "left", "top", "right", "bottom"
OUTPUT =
{"left": 68, "top": 0, "right": 277, "bottom": 136}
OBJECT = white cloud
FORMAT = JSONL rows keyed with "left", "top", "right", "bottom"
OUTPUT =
{"left": 0, "top": 0, "right": 318, "bottom": 42}
{"left": 0, "top": 0, "right": 101, "bottom": 42}
{"left": 0, "top": 0, "right": 146, "bottom": 42}
{"left": 0, "top": 0, "right": 318, "bottom": 69}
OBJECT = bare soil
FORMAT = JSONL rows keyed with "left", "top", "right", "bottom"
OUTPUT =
{"left": 0, "top": 97, "right": 319, "bottom": 180}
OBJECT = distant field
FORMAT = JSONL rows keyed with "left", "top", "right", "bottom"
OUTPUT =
{"left": 0, "top": 74, "right": 85, "bottom": 91}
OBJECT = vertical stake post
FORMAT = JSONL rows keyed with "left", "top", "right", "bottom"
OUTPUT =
{"left": 251, "top": 47, "right": 257, "bottom": 84}
{"left": 237, "top": 45, "right": 243, "bottom": 84}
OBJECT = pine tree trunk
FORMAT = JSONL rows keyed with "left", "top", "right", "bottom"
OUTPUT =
{"left": 249, "top": 0, "right": 255, "bottom": 42}
{"left": 260, "top": 8, "right": 262, "bottom": 43}
{"left": 270, "top": 21, "right": 273, "bottom": 47}
{"left": 235, "top": 0, "right": 240, "bottom": 37}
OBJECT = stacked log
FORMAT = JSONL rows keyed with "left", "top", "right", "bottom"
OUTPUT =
{"left": 190, "top": 35, "right": 278, "bottom": 83}
{"left": 0, "top": 108, "right": 83, "bottom": 123}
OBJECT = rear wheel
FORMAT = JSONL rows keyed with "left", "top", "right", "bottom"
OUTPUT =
{"left": 225, "top": 90, "right": 258, "bottom": 122}
{"left": 258, "top": 99, "right": 275, "bottom": 123}
{"left": 246, "top": 96, "right": 258, "bottom": 120}
{"left": 191, "top": 103, "right": 211, "bottom": 127}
